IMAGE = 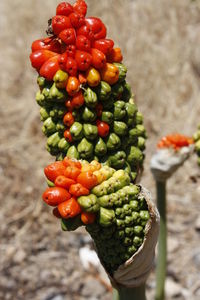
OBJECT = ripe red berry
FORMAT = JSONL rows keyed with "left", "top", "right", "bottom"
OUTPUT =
{"left": 77, "top": 25, "right": 94, "bottom": 41}
{"left": 73, "top": 0, "right": 87, "bottom": 17}
{"left": 92, "top": 39, "right": 114, "bottom": 55}
{"left": 65, "top": 57, "right": 78, "bottom": 76}
{"left": 66, "top": 44, "right": 76, "bottom": 58}
{"left": 76, "top": 35, "right": 91, "bottom": 52}
{"left": 52, "top": 15, "right": 72, "bottom": 35}
{"left": 75, "top": 50, "right": 92, "bottom": 71}
{"left": 69, "top": 12, "right": 85, "bottom": 28}
{"left": 39, "top": 56, "right": 60, "bottom": 81}
{"left": 97, "top": 121, "right": 110, "bottom": 137}
{"left": 59, "top": 28, "right": 76, "bottom": 45}
{"left": 58, "top": 52, "right": 68, "bottom": 70}
{"left": 56, "top": 2, "right": 73, "bottom": 16}
{"left": 91, "top": 48, "right": 106, "bottom": 69}
{"left": 42, "top": 187, "right": 71, "bottom": 207}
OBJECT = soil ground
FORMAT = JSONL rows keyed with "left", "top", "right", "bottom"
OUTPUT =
{"left": 1, "top": 0, "right": 200, "bottom": 299}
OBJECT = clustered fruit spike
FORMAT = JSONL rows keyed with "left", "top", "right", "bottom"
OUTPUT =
{"left": 43, "top": 158, "right": 150, "bottom": 274}
{"left": 193, "top": 125, "right": 200, "bottom": 166}
{"left": 30, "top": 0, "right": 147, "bottom": 182}
{"left": 30, "top": 0, "right": 150, "bottom": 276}
{"left": 157, "top": 133, "right": 194, "bottom": 151}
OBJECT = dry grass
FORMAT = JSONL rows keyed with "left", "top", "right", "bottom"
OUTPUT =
{"left": 1, "top": 0, "right": 200, "bottom": 299}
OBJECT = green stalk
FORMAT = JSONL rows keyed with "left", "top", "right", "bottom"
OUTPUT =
{"left": 155, "top": 180, "right": 167, "bottom": 300}
{"left": 113, "top": 284, "right": 147, "bottom": 300}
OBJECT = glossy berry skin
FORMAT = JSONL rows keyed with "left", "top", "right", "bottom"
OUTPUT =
{"left": 76, "top": 35, "right": 91, "bottom": 52}
{"left": 52, "top": 15, "right": 72, "bottom": 35}
{"left": 42, "top": 187, "right": 71, "bottom": 207}
{"left": 66, "top": 76, "right": 80, "bottom": 95}
{"left": 44, "top": 161, "right": 66, "bottom": 182}
{"left": 78, "top": 73, "right": 87, "bottom": 84}
{"left": 58, "top": 197, "right": 82, "bottom": 219}
{"left": 85, "top": 17, "right": 107, "bottom": 40}
{"left": 91, "top": 48, "right": 106, "bottom": 69}
{"left": 63, "top": 157, "right": 82, "bottom": 168}
{"left": 77, "top": 171, "right": 98, "bottom": 189}
{"left": 86, "top": 67, "right": 101, "bottom": 87}
{"left": 69, "top": 183, "right": 89, "bottom": 197}
{"left": 55, "top": 176, "right": 76, "bottom": 189}
{"left": 100, "top": 63, "right": 119, "bottom": 85}
{"left": 64, "top": 129, "right": 73, "bottom": 142}
{"left": 65, "top": 57, "right": 78, "bottom": 76}
{"left": 75, "top": 50, "right": 92, "bottom": 71}
{"left": 71, "top": 91, "right": 85, "bottom": 108}
{"left": 73, "top": 0, "right": 87, "bottom": 17}
{"left": 69, "top": 12, "right": 85, "bottom": 28}
{"left": 39, "top": 56, "right": 60, "bottom": 81}
{"left": 92, "top": 39, "right": 114, "bottom": 55}
{"left": 66, "top": 44, "right": 76, "bottom": 58}
{"left": 64, "top": 166, "right": 81, "bottom": 180}
{"left": 58, "top": 52, "right": 68, "bottom": 70}
{"left": 56, "top": 2, "right": 73, "bottom": 16}
{"left": 63, "top": 112, "right": 75, "bottom": 127}
{"left": 76, "top": 25, "right": 94, "bottom": 41}
{"left": 30, "top": 50, "right": 57, "bottom": 70}
{"left": 107, "top": 48, "right": 123, "bottom": 63}
{"left": 59, "top": 28, "right": 76, "bottom": 45}
{"left": 31, "top": 37, "right": 61, "bottom": 53}
{"left": 65, "top": 100, "right": 74, "bottom": 112}
{"left": 97, "top": 120, "right": 110, "bottom": 137}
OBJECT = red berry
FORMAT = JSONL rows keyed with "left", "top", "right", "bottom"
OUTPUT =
{"left": 85, "top": 17, "right": 107, "bottom": 40}
{"left": 64, "top": 129, "right": 73, "bottom": 142}
{"left": 56, "top": 2, "right": 73, "bottom": 16}
{"left": 52, "top": 15, "right": 72, "bottom": 35}
{"left": 55, "top": 176, "right": 76, "bottom": 189}
{"left": 69, "top": 12, "right": 85, "bottom": 28}
{"left": 31, "top": 37, "right": 61, "bottom": 53}
{"left": 59, "top": 28, "right": 76, "bottom": 45}
{"left": 58, "top": 52, "right": 68, "bottom": 70}
{"left": 65, "top": 100, "right": 74, "bottom": 112}
{"left": 30, "top": 50, "right": 57, "bottom": 70}
{"left": 97, "top": 121, "right": 110, "bottom": 137}
{"left": 44, "top": 161, "right": 66, "bottom": 182}
{"left": 65, "top": 57, "right": 78, "bottom": 76}
{"left": 92, "top": 39, "right": 114, "bottom": 55}
{"left": 73, "top": 0, "right": 87, "bottom": 17}
{"left": 77, "top": 25, "right": 94, "bottom": 41}
{"left": 91, "top": 48, "right": 106, "bottom": 69}
{"left": 76, "top": 35, "right": 91, "bottom": 52}
{"left": 75, "top": 50, "right": 92, "bottom": 71}
{"left": 42, "top": 187, "right": 71, "bottom": 207}
{"left": 66, "top": 44, "right": 76, "bottom": 58}
{"left": 71, "top": 91, "right": 84, "bottom": 108}
{"left": 39, "top": 56, "right": 60, "bottom": 81}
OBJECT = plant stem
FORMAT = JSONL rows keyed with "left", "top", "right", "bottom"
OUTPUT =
{"left": 113, "top": 284, "right": 147, "bottom": 300}
{"left": 155, "top": 180, "right": 167, "bottom": 300}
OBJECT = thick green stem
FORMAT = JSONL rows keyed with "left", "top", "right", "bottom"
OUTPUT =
{"left": 155, "top": 180, "right": 167, "bottom": 300}
{"left": 113, "top": 284, "right": 147, "bottom": 300}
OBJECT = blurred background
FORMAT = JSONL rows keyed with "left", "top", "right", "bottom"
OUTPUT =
{"left": 1, "top": 0, "right": 200, "bottom": 299}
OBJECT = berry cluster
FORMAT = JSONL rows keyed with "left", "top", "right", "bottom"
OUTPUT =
{"left": 30, "top": 0, "right": 122, "bottom": 91}
{"left": 157, "top": 133, "right": 193, "bottom": 151}
{"left": 30, "top": 0, "right": 151, "bottom": 275}
{"left": 31, "top": 1, "right": 147, "bottom": 182}
{"left": 43, "top": 157, "right": 150, "bottom": 274}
